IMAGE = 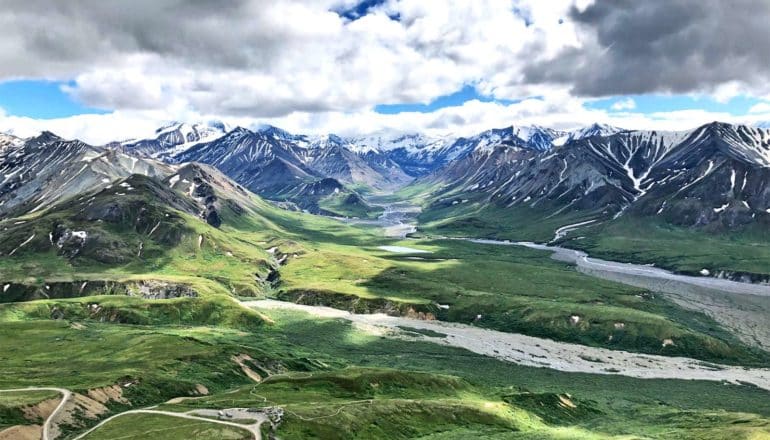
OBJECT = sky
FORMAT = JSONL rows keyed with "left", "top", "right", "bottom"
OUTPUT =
{"left": 2, "top": 0, "right": 770, "bottom": 144}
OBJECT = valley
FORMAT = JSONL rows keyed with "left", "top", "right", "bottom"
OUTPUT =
{"left": 1, "top": 121, "right": 770, "bottom": 439}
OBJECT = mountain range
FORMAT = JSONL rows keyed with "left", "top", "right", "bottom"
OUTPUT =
{"left": 425, "top": 122, "right": 770, "bottom": 233}
{"left": 2, "top": 120, "right": 769, "bottom": 237}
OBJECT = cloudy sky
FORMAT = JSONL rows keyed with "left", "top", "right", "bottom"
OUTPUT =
{"left": 2, "top": 0, "right": 770, "bottom": 143}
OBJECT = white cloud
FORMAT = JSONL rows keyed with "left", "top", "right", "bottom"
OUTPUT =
{"left": 1, "top": 0, "right": 582, "bottom": 119}
{"left": 6, "top": 91, "right": 770, "bottom": 145}
{"left": 748, "top": 102, "right": 770, "bottom": 114}
{"left": 3, "top": 0, "right": 770, "bottom": 142}
{"left": 610, "top": 98, "right": 636, "bottom": 111}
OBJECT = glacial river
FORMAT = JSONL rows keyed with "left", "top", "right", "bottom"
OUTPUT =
{"left": 369, "top": 202, "right": 770, "bottom": 349}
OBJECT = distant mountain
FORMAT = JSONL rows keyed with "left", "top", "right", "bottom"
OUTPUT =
{"left": 119, "top": 122, "right": 229, "bottom": 159}
{"left": 168, "top": 127, "right": 383, "bottom": 217}
{"left": 421, "top": 122, "right": 770, "bottom": 232}
{"left": 301, "top": 134, "right": 412, "bottom": 188}
{"left": 553, "top": 123, "right": 625, "bottom": 146}
{"left": 0, "top": 132, "right": 173, "bottom": 217}
{"left": 349, "top": 125, "right": 565, "bottom": 177}
{"left": 0, "top": 132, "right": 22, "bottom": 151}
{"left": 115, "top": 122, "right": 626, "bottom": 184}
{"left": 350, "top": 132, "right": 456, "bottom": 176}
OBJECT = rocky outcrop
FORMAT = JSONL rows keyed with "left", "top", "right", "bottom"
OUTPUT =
{"left": 0, "top": 280, "right": 198, "bottom": 303}
{"left": 278, "top": 289, "right": 437, "bottom": 318}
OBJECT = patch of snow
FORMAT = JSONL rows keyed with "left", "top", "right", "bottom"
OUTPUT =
{"left": 9, "top": 234, "right": 35, "bottom": 256}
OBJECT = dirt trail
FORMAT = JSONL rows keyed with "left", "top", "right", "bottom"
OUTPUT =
{"left": 247, "top": 300, "right": 770, "bottom": 392}
{"left": 0, "top": 387, "right": 71, "bottom": 440}
{"left": 71, "top": 409, "right": 263, "bottom": 440}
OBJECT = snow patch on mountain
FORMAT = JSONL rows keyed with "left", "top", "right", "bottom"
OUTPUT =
{"left": 553, "top": 123, "right": 625, "bottom": 146}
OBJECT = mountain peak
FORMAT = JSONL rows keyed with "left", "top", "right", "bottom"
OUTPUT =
{"left": 255, "top": 124, "right": 294, "bottom": 139}
{"left": 30, "top": 131, "right": 65, "bottom": 144}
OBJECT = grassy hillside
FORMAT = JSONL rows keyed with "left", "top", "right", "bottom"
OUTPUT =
{"left": 412, "top": 181, "right": 770, "bottom": 278}
{"left": 2, "top": 296, "right": 765, "bottom": 439}
{"left": 2, "top": 173, "right": 769, "bottom": 438}
{"left": 82, "top": 413, "right": 252, "bottom": 440}
{"left": 276, "top": 235, "right": 766, "bottom": 364}
{"left": 1, "top": 173, "right": 763, "bottom": 363}
{"left": 562, "top": 216, "right": 770, "bottom": 278}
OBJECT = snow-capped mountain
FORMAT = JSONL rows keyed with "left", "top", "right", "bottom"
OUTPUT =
{"left": 3, "top": 120, "right": 770, "bottom": 234}
{"left": 553, "top": 123, "right": 625, "bottom": 146}
{"left": 0, "top": 133, "right": 22, "bottom": 152}
{"left": 0, "top": 132, "right": 174, "bottom": 217}
{"left": 631, "top": 123, "right": 770, "bottom": 228}
{"left": 427, "top": 122, "right": 770, "bottom": 231}
{"left": 120, "top": 121, "right": 230, "bottom": 159}
{"left": 171, "top": 126, "right": 318, "bottom": 196}
{"left": 296, "top": 134, "right": 412, "bottom": 188}
{"left": 344, "top": 125, "right": 567, "bottom": 177}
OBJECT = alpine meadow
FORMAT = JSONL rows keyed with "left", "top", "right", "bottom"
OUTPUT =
{"left": 1, "top": 1, "right": 770, "bottom": 439}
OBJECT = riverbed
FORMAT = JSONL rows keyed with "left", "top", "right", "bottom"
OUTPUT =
{"left": 246, "top": 299, "right": 770, "bottom": 391}
{"left": 349, "top": 199, "right": 770, "bottom": 349}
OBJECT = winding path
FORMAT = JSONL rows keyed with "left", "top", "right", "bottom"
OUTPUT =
{"left": 71, "top": 409, "right": 262, "bottom": 440}
{"left": 0, "top": 387, "right": 71, "bottom": 440}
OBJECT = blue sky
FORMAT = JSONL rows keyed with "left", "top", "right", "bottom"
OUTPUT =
{"left": 0, "top": 80, "right": 107, "bottom": 119}
{"left": 1, "top": 78, "right": 763, "bottom": 122}
{"left": 585, "top": 94, "right": 760, "bottom": 116}
{"left": 374, "top": 85, "right": 520, "bottom": 114}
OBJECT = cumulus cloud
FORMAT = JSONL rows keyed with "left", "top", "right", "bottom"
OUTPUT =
{"left": 748, "top": 102, "right": 770, "bottom": 114}
{"left": 5, "top": 92, "right": 770, "bottom": 146}
{"left": 524, "top": 0, "right": 770, "bottom": 98}
{"left": 610, "top": 98, "right": 636, "bottom": 111}
{"left": 1, "top": 0, "right": 769, "bottom": 141}
{"left": 0, "top": 0, "right": 581, "bottom": 118}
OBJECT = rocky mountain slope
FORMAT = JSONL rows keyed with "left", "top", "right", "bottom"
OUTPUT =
{"left": 0, "top": 132, "right": 22, "bottom": 151}
{"left": 0, "top": 132, "right": 174, "bottom": 218}
{"left": 118, "top": 122, "right": 229, "bottom": 159}
{"left": 420, "top": 122, "right": 770, "bottom": 233}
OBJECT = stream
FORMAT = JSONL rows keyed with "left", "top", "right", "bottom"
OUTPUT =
{"left": 363, "top": 200, "right": 770, "bottom": 350}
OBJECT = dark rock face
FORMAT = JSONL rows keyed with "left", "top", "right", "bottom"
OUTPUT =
{"left": 426, "top": 123, "right": 770, "bottom": 232}
{"left": 629, "top": 124, "right": 770, "bottom": 230}
{"left": 0, "top": 280, "right": 198, "bottom": 303}
{"left": 172, "top": 128, "right": 320, "bottom": 197}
